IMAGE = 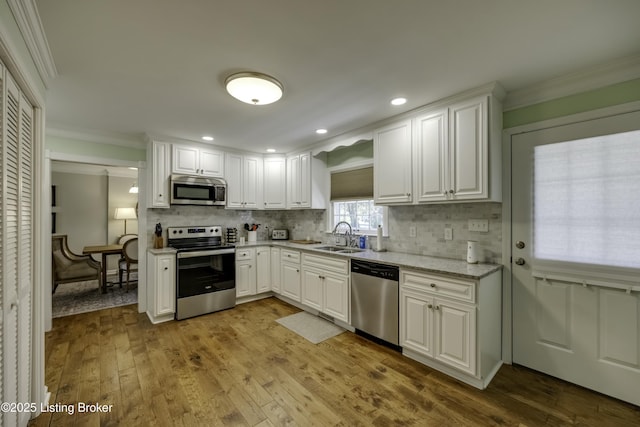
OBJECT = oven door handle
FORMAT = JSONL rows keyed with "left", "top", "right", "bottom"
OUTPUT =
{"left": 177, "top": 248, "right": 236, "bottom": 259}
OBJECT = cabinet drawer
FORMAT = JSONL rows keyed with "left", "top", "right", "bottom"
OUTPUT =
{"left": 401, "top": 270, "right": 476, "bottom": 303}
{"left": 281, "top": 249, "right": 300, "bottom": 264}
{"left": 302, "top": 253, "right": 348, "bottom": 275}
{"left": 236, "top": 248, "right": 255, "bottom": 260}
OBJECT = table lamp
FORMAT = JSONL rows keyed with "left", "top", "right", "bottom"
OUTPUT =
{"left": 114, "top": 207, "right": 137, "bottom": 234}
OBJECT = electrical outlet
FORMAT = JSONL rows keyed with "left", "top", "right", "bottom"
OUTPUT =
{"left": 444, "top": 228, "right": 453, "bottom": 241}
{"left": 469, "top": 219, "right": 489, "bottom": 232}
{"left": 409, "top": 226, "right": 417, "bottom": 238}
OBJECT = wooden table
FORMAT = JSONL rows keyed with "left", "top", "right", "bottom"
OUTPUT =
{"left": 82, "top": 244, "right": 123, "bottom": 293}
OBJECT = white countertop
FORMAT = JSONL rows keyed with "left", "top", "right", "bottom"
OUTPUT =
{"left": 235, "top": 240, "right": 502, "bottom": 280}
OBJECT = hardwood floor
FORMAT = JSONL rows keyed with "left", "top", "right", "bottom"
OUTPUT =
{"left": 31, "top": 297, "right": 640, "bottom": 426}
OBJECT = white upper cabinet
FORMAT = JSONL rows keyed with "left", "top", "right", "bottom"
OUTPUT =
{"left": 225, "top": 152, "right": 263, "bottom": 209}
{"left": 263, "top": 156, "right": 286, "bottom": 209}
{"left": 173, "top": 144, "right": 224, "bottom": 177}
{"left": 376, "top": 88, "right": 502, "bottom": 205}
{"left": 286, "top": 152, "right": 327, "bottom": 209}
{"left": 373, "top": 119, "right": 413, "bottom": 204}
{"left": 414, "top": 109, "right": 448, "bottom": 203}
{"left": 448, "top": 96, "right": 488, "bottom": 201}
{"left": 148, "top": 140, "right": 171, "bottom": 208}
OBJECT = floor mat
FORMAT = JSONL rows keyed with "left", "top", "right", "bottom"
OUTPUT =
{"left": 276, "top": 311, "right": 345, "bottom": 344}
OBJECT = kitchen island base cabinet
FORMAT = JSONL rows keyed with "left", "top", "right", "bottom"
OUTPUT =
{"left": 400, "top": 268, "right": 501, "bottom": 389}
{"left": 146, "top": 251, "right": 176, "bottom": 324}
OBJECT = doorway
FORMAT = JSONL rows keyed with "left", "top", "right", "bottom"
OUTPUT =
{"left": 510, "top": 109, "right": 640, "bottom": 406}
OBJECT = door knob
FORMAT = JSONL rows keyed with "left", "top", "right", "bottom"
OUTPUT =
{"left": 515, "top": 257, "right": 526, "bottom": 266}
{"left": 515, "top": 241, "right": 525, "bottom": 249}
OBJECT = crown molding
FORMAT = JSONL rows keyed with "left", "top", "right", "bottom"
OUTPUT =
{"left": 504, "top": 54, "right": 640, "bottom": 111}
{"left": 7, "top": 0, "right": 57, "bottom": 88}
{"left": 47, "top": 126, "right": 147, "bottom": 149}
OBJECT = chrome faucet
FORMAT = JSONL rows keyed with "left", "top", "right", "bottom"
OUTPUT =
{"left": 332, "top": 221, "right": 353, "bottom": 246}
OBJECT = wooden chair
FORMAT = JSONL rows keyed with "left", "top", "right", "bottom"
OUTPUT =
{"left": 52, "top": 234, "right": 101, "bottom": 293}
{"left": 118, "top": 237, "right": 138, "bottom": 292}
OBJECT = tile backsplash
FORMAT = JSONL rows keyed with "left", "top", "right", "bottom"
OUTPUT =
{"left": 385, "top": 202, "right": 502, "bottom": 264}
{"left": 147, "top": 206, "right": 327, "bottom": 243}
{"left": 147, "top": 202, "right": 502, "bottom": 264}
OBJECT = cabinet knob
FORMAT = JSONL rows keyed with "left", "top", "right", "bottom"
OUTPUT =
{"left": 435, "top": 305, "right": 440, "bottom": 310}
{"left": 296, "top": 269, "right": 299, "bottom": 273}
{"left": 164, "top": 267, "right": 168, "bottom": 270}
{"left": 449, "top": 189, "right": 454, "bottom": 194}
{"left": 406, "top": 193, "right": 410, "bottom": 197}
{"left": 428, "top": 304, "right": 433, "bottom": 309}
{"left": 430, "top": 283, "right": 436, "bottom": 288}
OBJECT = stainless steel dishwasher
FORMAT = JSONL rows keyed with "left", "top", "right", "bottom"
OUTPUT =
{"left": 351, "top": 259, "right": 400, "bottom": 346}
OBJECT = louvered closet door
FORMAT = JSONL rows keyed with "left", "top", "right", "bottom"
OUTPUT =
{"left": 1, "top": 63, "right": 34, "bottom": 427}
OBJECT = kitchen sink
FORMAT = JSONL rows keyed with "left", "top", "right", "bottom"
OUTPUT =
{"left": 315, "top": 246, "right": 363, "bottom": 254}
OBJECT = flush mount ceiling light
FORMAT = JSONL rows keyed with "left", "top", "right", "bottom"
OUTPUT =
{"left": 225, "top": 72, "right": 283, "bottom": 105}
{"left": 391, "top": 97, "right": 407, "bottom": 106}
{"left": 129, "top": 183, "right": 139, "bottom": 194}
{"left": 202, "top": 136, "right": 214, "bottom": 141}
{"left": 315, "top": 128, "right": 328, "bottom": 134}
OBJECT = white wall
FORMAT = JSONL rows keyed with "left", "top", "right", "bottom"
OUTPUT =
{"left": 51, "top": 171, "right": 107, "bottom": 254}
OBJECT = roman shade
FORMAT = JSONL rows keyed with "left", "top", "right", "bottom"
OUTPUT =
{"left": 330, "top": 167, "right": 373, "bottom": 200}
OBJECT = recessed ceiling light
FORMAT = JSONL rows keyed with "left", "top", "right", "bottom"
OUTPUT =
{"left": 266, "top": 148, "right": 276, "bottom": 153}
{"left": 202, "top": 136, "right": 214, "bottom": 141}
{"left": 391, "top": 97, "right": 407, "bottom": 106}
{"left": 316, "top": 128, "right": 328, "bottom": 135}
{"left": 225, "top": 72, "right": 283, "bottom": 105}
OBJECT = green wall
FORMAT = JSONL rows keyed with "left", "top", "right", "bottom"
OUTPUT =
{"left": 503, "top": 78, "right": 640, "bottom": 128}
{"left": 46, "top": 135, "right": 146, "bottom": 162}
{"left": 326, "top": 140, "right": 373, "bottom": 168}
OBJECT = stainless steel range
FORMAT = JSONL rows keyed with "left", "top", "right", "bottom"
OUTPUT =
{"left": 168, "top": 226, "right": 236, "bottom": 320}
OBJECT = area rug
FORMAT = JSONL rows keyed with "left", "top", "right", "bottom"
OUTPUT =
{"left": 52, "top": 275, "right": 138, "bottom": 318}
{"left": 276, "top": 311, "right": 345, "bottom": 344}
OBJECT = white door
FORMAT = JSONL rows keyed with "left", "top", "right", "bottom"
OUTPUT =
{"left": 256, "top": 247, "right": 271, "bottom": 293}
{"left": 263, "top": 157, "right": 286, "bottom": 209}
{"left": 225, "top": 153, "right": 244, "bottom": 208}
{"left": 414, "top": 109, "right": 448, "bottom": 202}
{"left": 323, "top": 274, "right": 349, "bottom": 323}
{"left": 199, "top": 148, "right": 224, "bottom": 177}
{"left": 434, "top": 298, "right": 475, "bottom": 375}
{"left": 511, "top": 110, "right": 640, "bottom": 406}
{"left": 373, "top": 119, "right": 413, "bottom": 204}
{"left": 449, "top": 96, "right": 487, "bottom": 200}
{"left": 281, "top": 263, "right": 301, "bottom": 301}
{"left": 235, "top": 261, "right": 255, "bottom": 297}
{"left": 243, "top": 155, "right": 262, "bottom": 209}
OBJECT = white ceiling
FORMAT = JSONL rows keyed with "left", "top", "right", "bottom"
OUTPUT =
{"left": 35, "top": 0, "right": 640, "bottom": 153}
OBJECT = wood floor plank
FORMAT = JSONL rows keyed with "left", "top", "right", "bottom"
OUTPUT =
{"left": 30, "top": 297, "right": 640, "bottom": 426}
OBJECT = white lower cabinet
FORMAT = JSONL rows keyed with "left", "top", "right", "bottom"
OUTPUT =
{"left": 146, "top": 251, "right": 176, "bottom": 324}
{"left": 400, "top": 268, "right": 501, "bottom": 389}
{"left": 281, "top": 249, "right": 301, "bottom": 301}
{"left": 236, "top": 248, "right": 256, "bottom": 297}
{"left": 256, "top": 246, "right": 271, "bottom": 293}
{"left": 301, "top": 253, "right": 349, "bottom": 323}
{"left": 270, "top": 247, "right": 281, "bottom": 293}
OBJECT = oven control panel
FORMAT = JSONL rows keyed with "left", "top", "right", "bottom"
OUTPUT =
{"left": 167, "top": 226, "right": 222, "bottom": 238}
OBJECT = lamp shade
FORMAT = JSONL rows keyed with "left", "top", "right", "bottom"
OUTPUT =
{"left": 225, "top": 72, "right": 283, "bottom": 105}
{"left": 114, "top": 207, "right": 137, "bottom": 220}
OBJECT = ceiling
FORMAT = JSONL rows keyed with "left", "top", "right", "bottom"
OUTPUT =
{"left": 35, "top": 0, "right": 640, "bottom": 153}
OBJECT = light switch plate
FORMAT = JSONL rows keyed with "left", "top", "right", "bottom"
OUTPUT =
{"left": 469, "top": 219, "right": 489, "bottom": 232}
{"left": 409, "top": 226, "right": 417, "bottom": 238}
{"left": 444, "top": 228, "right": 453, "bottom": 240}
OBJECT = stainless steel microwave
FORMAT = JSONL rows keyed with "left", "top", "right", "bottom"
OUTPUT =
{"left": 170, "top": 174, "right": 227, "bottom": 206}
